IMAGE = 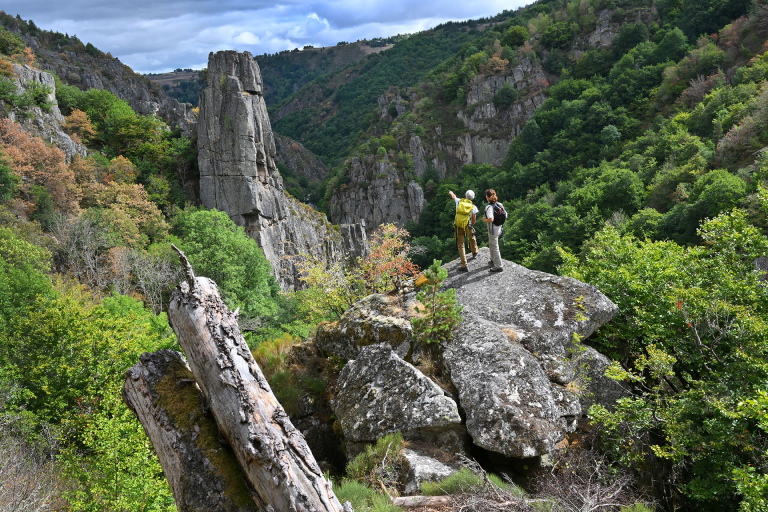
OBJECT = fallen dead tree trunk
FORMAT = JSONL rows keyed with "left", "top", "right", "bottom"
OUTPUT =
{"left": 123, "top": 349, "right": 260, "bottom": 512}
{"left": 167, "top": 246, "right": 347, "bottom": 512}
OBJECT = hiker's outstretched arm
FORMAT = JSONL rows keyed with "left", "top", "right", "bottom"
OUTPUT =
{"left": 449, "top": 190, "right": 457, "bottom": 201}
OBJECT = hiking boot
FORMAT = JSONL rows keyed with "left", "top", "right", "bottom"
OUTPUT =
{"left": 490, "top": 266, "right": 504, "bottom": 272}
{"left": 459, "top": 267, "right": 469, "bottom": 273}
{"left": 488, "top": 261, "right": 494, "bottom": 267}
{"left": 472, "top": 252, "right": 477, "bottom": 260}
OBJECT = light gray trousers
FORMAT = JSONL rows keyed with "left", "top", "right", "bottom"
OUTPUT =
{"left": 488, "top": 226, "right": 503, "bottom": 268}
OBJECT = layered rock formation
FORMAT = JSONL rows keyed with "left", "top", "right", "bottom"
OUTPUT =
{"left": 322, "top": 248, "right": 624, "bottom": 466}
{"left": 328, "top": 156, "right": 426, "bottom": 229}
{"left": 2, "top": 64, "right": 87, "bottom": 161}
{"left": 198, "top": 50, "right": 367, "bottom": 290}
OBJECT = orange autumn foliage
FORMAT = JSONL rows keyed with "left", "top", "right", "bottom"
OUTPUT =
{"left": 64, "top": 109, "right": 96, "bottom": 144}
{"left": 358, "top": 223, "right": 420, "bottom": 294}
{"left": 0, "top": 118, "right": 79, "bottom": 212}
{"left": 79, "top": 181, "right": 168, "bottom": 246}
{"left": 104, "top": 156, "right": 136, "bottom": 184}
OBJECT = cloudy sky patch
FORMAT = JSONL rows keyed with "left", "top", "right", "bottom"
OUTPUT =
{"left": 2, "top": 0, "right": 522, "bottom": 72}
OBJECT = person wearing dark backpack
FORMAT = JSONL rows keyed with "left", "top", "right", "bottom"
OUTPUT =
{"left": 483, "top": 189, "right": 506, "bottom": 272}
{"left": 449, "top": 189, "right": 478, "bottom": 272}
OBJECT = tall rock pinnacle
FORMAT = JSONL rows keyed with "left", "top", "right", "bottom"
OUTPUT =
{"left": 198, "top": 51, "right": 367, "bottom": 290}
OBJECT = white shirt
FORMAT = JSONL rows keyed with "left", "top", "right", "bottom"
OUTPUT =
{"left": 486, "top": 203, "right": 503, "bottom": 236}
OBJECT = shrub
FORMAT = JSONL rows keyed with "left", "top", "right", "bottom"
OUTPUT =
{"left": 412, "top": 260, "right": 463, "bottom": 345}
{"left": 501, "top": 26, "right": 529, "bottom": 48}
{"left": 493, "top": 83, "right": 519, "bottom": 110}
{"left": 0, "top": 29, "right": 25, "bottom": 56}
{"left": 346, "top": 432, "right": 404, "bottom": 488}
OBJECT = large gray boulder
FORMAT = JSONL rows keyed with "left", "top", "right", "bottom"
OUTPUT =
{"left": 197, "top": 51, "right": 367, "bottom": 290}
{"left": 316, "top": 294, "right": 412, "bottom": 361}
{"left": 331, "top": 344, "right": 465, "bottom": 454}
{"left": 444, "top": 315, "right": 580, "bottom": 458}
{"left": 440, "top": 248, "right": 620, "bottom": 458}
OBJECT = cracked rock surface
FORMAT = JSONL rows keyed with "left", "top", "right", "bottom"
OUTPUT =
{"left": 316, "top": 294, "right": 413, "bottom": 361}
{"left": 332, "top": 344, "right": 465, "bottom": 453}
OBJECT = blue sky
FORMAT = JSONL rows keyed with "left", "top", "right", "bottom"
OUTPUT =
{"left": 2, "top": 0, "right": 526, "bottom": 73}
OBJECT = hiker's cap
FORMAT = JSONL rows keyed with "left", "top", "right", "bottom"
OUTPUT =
{"left": 465, "top": 190, "right": 475, "bottom": 200}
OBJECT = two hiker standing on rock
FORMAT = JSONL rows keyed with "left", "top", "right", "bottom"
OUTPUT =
{"left": 449, "top": 188, "right": 507, "bottom": 273}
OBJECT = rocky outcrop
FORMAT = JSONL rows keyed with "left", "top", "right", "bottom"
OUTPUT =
{"left": 443, "top": 249, "right": 618, "bottom": 358}
{"left": 274, "top": 133, "right": 329, "bottom": 183}
{"left": 332, "top": 344, "right": 465, "bottom": 454}
{"left": 1, "top": 64, "right": 87, "bottom": 161}
{"left": 328, "top": 156, "right": 426, "bottom": 230}
{"left": 439, "top": 248, "right": 620, "bottom": 457}
{"left": 316, "top": 294, "right": 413, "bottom": 361}
{"left": 198, "top": 50, "right": 367, "bottom": 290}
{"left": 445, "top": 314, "right": 581, "bottom": 458}
{"left": 20, "top": 32, "right": 197, "bottom": 136}
{"left": 323, "top": 248, "right": 622, "bottom": 462}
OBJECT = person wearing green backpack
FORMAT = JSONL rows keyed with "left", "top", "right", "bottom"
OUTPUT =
{"left": 449, "top": 189, "right": 478, "bottom": 272}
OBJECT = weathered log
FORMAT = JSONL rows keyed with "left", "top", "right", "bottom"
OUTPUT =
{"left": 123, "top": 349, "right": 260, "bottom": 512}
{"left": 168, "top": 246, "right": 347, "bottom": 512}
{"left": 392, "top": 496, "right": 452, "bottom": 508}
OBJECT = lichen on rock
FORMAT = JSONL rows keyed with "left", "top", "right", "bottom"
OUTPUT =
{"left": 331, "top": 344, "right": 465, "bottom": 455}
{"left": 316, "top": 294, "right": 414, "bottom": 361}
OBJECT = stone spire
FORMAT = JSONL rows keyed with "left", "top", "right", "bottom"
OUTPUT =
{"left": 198, "top": 51, "right": 367, "bottom": 290}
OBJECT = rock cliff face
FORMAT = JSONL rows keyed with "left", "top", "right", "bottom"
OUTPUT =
{"left": 2, "top": 24, "right": 197, "bottom": 137}
{"left": 1, "top": 64, "right": 87, "bottom": 161}
{"left": 274, "top": 133, "right": 329, "bottom": 183}
{"left": 328, "top": 156, "right": 426, "bottom": 229}
{"left": 455, "top": 58, "right": 547, "bottom": 167}
{"left": 198, "top": 50, "right": 367, "bottom": 290}
{"left": 329, "top": 57, "right": 546, "bottom": 232}
{"left": 321, "top": 248, "right": 625, "bottom": 464}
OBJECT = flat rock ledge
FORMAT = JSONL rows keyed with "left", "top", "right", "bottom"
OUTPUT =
{"left": 441, "top": 248, "right": 618, "bottom": 357}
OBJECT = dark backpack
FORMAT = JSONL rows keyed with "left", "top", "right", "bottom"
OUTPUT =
{"left": 492, "top": 202, "right": 507, "bottom": 226}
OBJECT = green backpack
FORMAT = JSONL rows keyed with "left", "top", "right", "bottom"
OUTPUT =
{"left": 455, "top": 199, "right": 474, "bottom": 228}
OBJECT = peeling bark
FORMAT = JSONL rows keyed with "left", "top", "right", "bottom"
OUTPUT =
{"left": 123, "top": 349, "right": 260, "bottom": 512}
{"left": 167, "top": 246, "right": 346, "bottom": 512}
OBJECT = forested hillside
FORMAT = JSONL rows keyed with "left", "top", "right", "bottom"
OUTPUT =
{"left": 269, "top": 15, "right": 515, "bottom": 165}
{"left": 0, "top": 0, "right": 767, "bottom": 510}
